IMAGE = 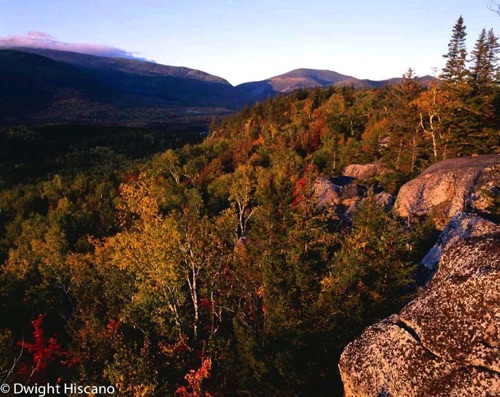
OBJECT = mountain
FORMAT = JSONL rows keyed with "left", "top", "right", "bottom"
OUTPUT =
{"left": 237, "top": 68, "right": 436, "bottom": 102}
{"left": 0, "top": 48, "right": 436, "bottom": 126}
{"left": 0, "top": 50, "right": 114, "bottom": 120}
{"left": 0, "top": 49, "right": 244, "bottom": 126}
{"left": 9, "top": 47, "right": 230, "bottom": 84}
{"left": 236, "top": 68, "right": 358, "bottom": 99}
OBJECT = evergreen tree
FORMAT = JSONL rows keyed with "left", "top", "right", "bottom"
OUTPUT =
{"left": 440, "top": 16, "right": 474, "bottom": 156}
{"left": 487, "top": 29, "right": 500, "bottom": 84}
{"left": 470, "top": 29, "right": 499, "bottom": 91}
{"left": 383, "top": 68, "right": 424, "bottom": 173}
{"left": 466, "top": 29, "right": 500, "bottom": 152}
{"left": 469, "top": 29, "right": 490, "bottom": 90}
{"left": 442, "top": 16, "right": 468, "bottom": 83}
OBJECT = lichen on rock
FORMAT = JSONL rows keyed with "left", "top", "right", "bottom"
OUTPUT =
{"left": 394, "top": 155, "right": 499, "bottom": 229}
{"left": 421, "top": 212, "right": 498, "bottom": 270}
{"left": 339, "top": 227, "right": 500, "bottom": 396}
{"left": 342, "top": 162, "right": 389, "bottom": 180}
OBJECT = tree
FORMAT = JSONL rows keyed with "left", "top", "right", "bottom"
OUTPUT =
{"left": 413, "top": 81, "right": 445, "bottom": 161}
{"left": 319, "top": 198, "right": 416, "bottom": 337}
{"left": 470, "top": 29, "right": 490, "bottom": 90}
{"left": 17, "top": 314, "right": 76, "bottom": 383}
{"left": 383, "top": 68, "right": 424, "bottom": 172}
{"left": 467, "top": 28, "right": 499, "bottom": 141}
{"left": 442, "top": 16, "right": 468, "bottom": 83}
{"left": 174, "top": 357, "right": 212, "bottom": 397}
{"left": 469, "top": 28, "right": 499, "bottom": 93}
{"left": 487, "top": 29, "right": 500, "bottom": 83}
{"left": 228, "top": 165, "right": 255, "bottom": 238}
{"left": 439, "top": 16, "right": 477, "bottom": 156}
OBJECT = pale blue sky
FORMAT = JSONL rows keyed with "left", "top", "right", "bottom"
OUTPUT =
{"left": 0, "top": 0, "right": 498, "bottom": 85}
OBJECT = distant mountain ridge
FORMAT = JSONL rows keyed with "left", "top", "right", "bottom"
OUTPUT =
{"left": 235, "top": 68, "right": 356, "bottom": 100}
{"left": 236, "top": 68, "right": 435, "bottom": 101}
{"left": 0, "top": 47, "right": 436, "bottom": 125}
{"left": 9, "top": 47, "right": 230, "bottom": 84}
{"left": 0, "top": 49, "right": 243, "bottom": 125}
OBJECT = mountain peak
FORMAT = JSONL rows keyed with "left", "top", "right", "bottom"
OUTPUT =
{"left": 279, "top": 68, "right": 351, "bottom": 80}
{"left": 0, "top": 47, "right": 438, "bottom": 125}
{"left": 236, "top": 68, "right": 360, "bottom": 100}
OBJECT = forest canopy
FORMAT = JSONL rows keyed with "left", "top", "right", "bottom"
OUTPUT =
{"left": 0, "top": 16, "right": 498, "bottom": 396}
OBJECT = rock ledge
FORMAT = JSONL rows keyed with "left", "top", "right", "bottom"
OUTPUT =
{"left": 339, "top": 227, "right": 500, "bottom": 397}
{"left": 394, "top": 155, "right": 499, "bottom": 229}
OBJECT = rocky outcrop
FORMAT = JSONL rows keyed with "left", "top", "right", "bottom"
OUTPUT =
{"left": 314, "top": 176, "right": 394, "bottom": 214}
{"left": 314, "top": 176, "right": 366, "bottom": 209}
{"left": 394, "top": 155, "right": 500, "bottom": 229}
{"left": 342, "top": 162, "right": 389, "bottom": 180}
{"left": 421, "top": 212, "right": 498, "bottom": 270}
{"left": 339, "top": 224, "right": 500, "bottom": 397}
{"left": 339, "top": 314, "right": 499, "bottom": 397}
{"left": 371, "top": 191, "right": 395, "bottom": 211}
{"left": 314, "top": 177, "right": 344, "bottom": 208}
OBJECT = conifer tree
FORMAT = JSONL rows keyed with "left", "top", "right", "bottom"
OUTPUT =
{"left": 469, "top": 29, "right": 490, "bottom": 91}
{"left": 442, "top": 16, "right": 468, "bottom": 83}
{"left": 470, "top": 29, "right": 499, "bottom": 91}
{"left": 467, "top": 28, "right": 499, "bottom": 151}
{"left": 487, "top": 29, "right": 500, "bottom": 83}
{"left": 440, "top": 16, "right": 474, "bottom": 156}
{"left": 384, "top": 68, "right": 423, "bottom": 172}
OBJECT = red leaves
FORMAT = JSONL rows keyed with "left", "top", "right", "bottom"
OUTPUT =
{"left": 292, "top": 164, "right": 319, "bottom": 208}
{"left": 105, "top": 318, "right": 121, "bottom": 337}
{"left": 17, "top": 314, "right": 77, "bottom": 380}
{"left": 174, "top": 340, "right": 190, "bottom": 354}
{"left": 199, "top": 297, "right": 213, "bottom": 309}
{"left": 121, "top": 172, "right": 139, "bottom": 184}
{"left": 291, "top": 177, "right": 307, "bottom": 208}
{"left": 174, "top": 357, "right": 213, "bottom": 397}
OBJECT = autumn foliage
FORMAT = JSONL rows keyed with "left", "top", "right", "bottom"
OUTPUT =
{"left": 0, "top": 16, "right": 497, "bottom": 396}
{"left": 175, "top": 357, "right": 213, "bottom": 397}
{"left": 17, "top": 314, "right": 77, "bottom": 381}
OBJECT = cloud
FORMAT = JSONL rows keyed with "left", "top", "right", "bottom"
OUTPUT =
{"left": 0, "top": 31, "right": 148, "bottom": 60}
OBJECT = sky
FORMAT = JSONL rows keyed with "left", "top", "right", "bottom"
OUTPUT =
{"left": 0, "top": 0, "right": 498, "bottom": 85}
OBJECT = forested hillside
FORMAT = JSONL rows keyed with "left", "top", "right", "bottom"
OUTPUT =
{"left": 0, "top": 17, "right": 498, "bottom": 396}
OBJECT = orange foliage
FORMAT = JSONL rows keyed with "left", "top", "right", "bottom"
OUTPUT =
{"left": 174, "top": 357, "right": 213, "bottom": 397}
{"left": 252, "top": 134, "right": 265, "bottom": 146}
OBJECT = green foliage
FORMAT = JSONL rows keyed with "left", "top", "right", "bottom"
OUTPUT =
{"left": 439, "top": 18, "right": 500, "bottom": 156}
{"left": 319, "top": 199, "right": 416, "bottom": 330}
{"left": 479, "top": 187, "right": 500, "bottom": 222}
{"left": 0, "top": 17, "right": 498, "bottom": 396}
{"left": 104, "top": 336, "right": 158, "bottom": 397}
{"left": 442, "top": 16, "right": 468, "bottom": 83}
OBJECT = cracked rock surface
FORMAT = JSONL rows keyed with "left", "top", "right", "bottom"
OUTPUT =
{"left": 339, "top": 227, "right": 500, "bottom": 396}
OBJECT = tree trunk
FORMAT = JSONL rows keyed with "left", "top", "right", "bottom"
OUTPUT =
{"left": 395, "top": 136, "right": 403, "bottom": 171}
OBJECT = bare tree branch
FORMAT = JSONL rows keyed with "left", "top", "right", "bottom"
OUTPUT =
{"left": 489, "top": 0, "right": 500, "bottom": 16}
